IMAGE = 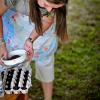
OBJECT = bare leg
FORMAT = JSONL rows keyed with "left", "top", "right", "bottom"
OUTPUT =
{"left": 42, "top": 82, "right": 53, "bottom": 100}
{"left": 17, "top": 94, "right": 28, "bottom": 100}
{"left": 0, "top": 94, "right": 17, "bottom": 100}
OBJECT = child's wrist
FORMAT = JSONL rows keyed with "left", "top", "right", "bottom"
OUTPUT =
{"left": 27, "top": 37, "right": 34, "bottom": 43}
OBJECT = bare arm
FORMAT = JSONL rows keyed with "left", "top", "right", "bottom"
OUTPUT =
{"left": 0, "top": 0, "right": 9, "bottom": 38}
{"left": 0, "top": 0, "right": 9, "bottom": 60}
{"left": 24, "top": 15, "right": 54, "bottom": 61}
{"left": 0, "top": 16, "right": 3, "bottom": 38}
{"left": 29, "top": 15, "right": 54, "bottom": 42}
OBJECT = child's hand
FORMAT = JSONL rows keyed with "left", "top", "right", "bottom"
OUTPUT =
{"left": 24, "top": 39, "right": 34, "bottom": 62}
{"left": 0, "top": 43, "right": 8, "bottom": 64}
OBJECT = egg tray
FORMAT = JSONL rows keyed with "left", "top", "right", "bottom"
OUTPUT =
{"left": 1, "top": 67, "right": 32, "bottom": 94}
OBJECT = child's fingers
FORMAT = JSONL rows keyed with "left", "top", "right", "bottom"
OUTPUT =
{"left": 27, "top": 49, "right": 34, "bottom": 62}
{"left": 0, "top": 60, "right": 3, "bottom": 64}
{"left": 3, "top": 53, "right": 8, "bottom": 59}
{"left": 0, "top": 58, "right": 4, "bottom": 65}
{"left": 27, "top": 54, "right": 33, "bottom": 62}
{"left": 0, "top": 52, "right": 8, "bottom": 65}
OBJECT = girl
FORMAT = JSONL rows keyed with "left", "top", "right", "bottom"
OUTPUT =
{"left": 0, "top": 0, "right": 68, "bottom": 100}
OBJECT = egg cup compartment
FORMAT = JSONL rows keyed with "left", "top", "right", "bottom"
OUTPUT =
{"left": 1, "top": 66, "right": 32, "bottom": 95}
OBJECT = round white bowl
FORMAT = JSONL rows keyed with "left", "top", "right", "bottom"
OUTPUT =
{"left": 1, "top": 49, "right": 27, "bottom": 66}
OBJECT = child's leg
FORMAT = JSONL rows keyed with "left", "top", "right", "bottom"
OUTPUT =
{"left": 42, "top": 82, "right": 53, "bottom": 100}
{"left": 1, "top": 94, "right": 18, "bottom": 100}
{"left": 35, "top": 55, "right": 54, "bottom": 100}
{"left": 17, "top": 94, "right": 28, "bottom": 100}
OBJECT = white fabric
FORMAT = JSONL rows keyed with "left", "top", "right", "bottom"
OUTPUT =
{"left": 35, "top": 55, "right": 54, "bottom": 82}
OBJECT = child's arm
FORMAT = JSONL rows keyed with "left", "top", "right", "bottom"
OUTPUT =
{"left": 0, "top": 0, "right": 9, "bottom": 36}
{"left": 0, "top": 0, "right": 9, "bottom": 60}
{"left": 29, "top": 15, "right": 54, "bottom": 42}
{"left": 24, "top": 15, "right": 54, "bottom": 61}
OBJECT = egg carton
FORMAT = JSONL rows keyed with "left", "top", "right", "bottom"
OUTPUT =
{"left": 1, "top": 65, "right": 32, "bottom": 94}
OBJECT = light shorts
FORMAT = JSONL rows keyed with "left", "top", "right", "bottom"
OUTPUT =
{"left": 35, "top": 55, "right": 54, "bottom": 83}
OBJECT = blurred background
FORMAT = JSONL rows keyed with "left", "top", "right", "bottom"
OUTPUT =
{"left": 29, "top": 0, "right": 100, "bottom": 100}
